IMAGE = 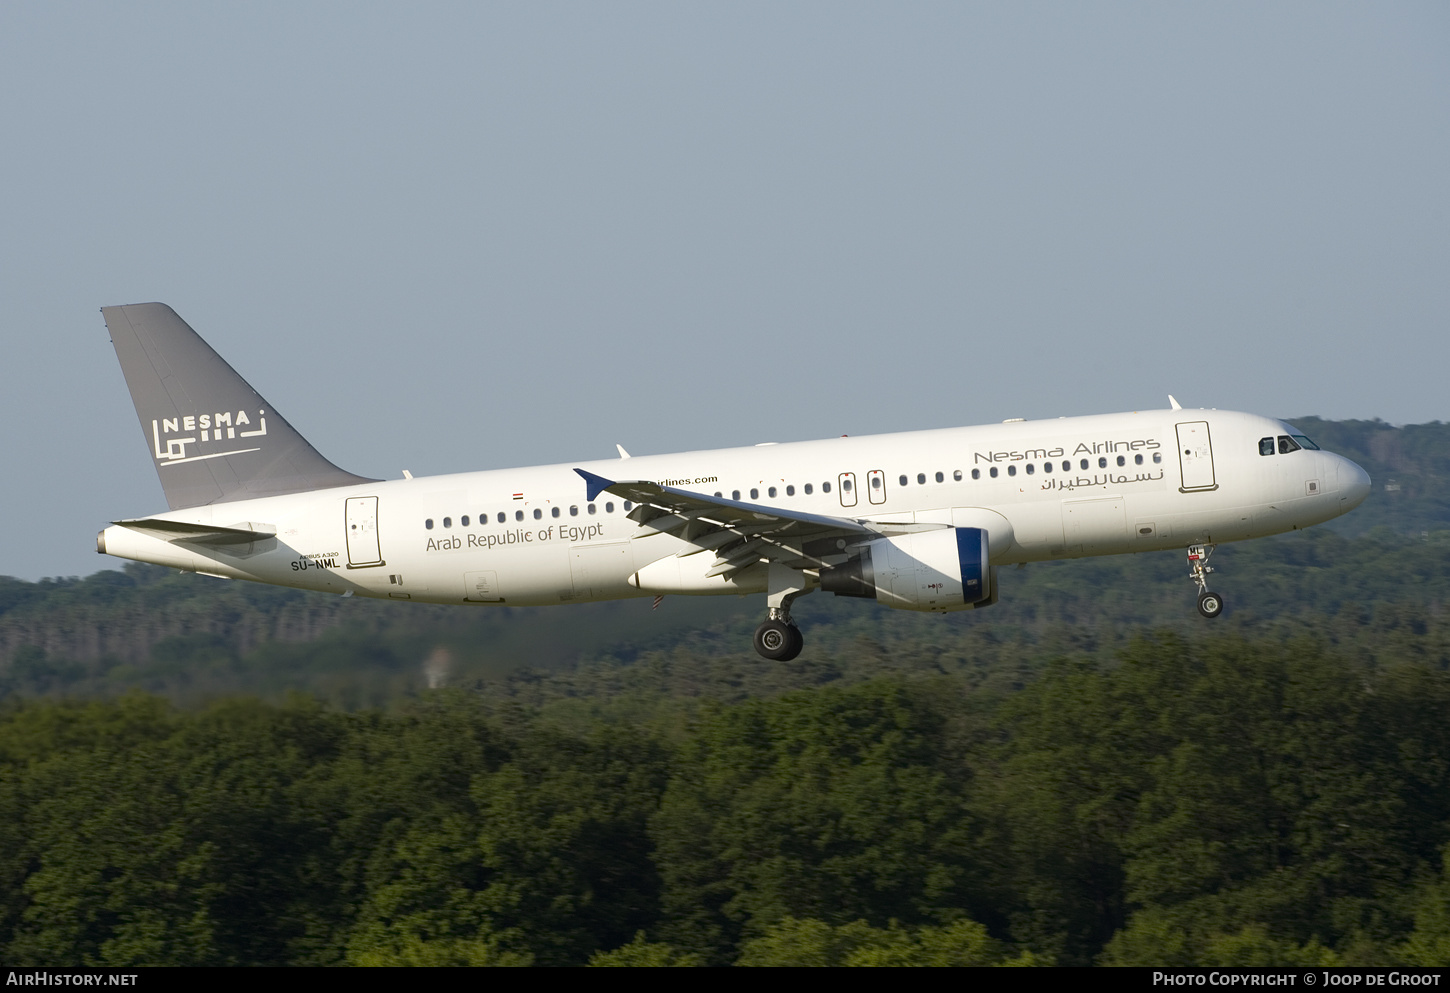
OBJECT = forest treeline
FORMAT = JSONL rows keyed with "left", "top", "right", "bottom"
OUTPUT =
{"left": 3, "top": 523, "right": 1449, "bottom": 707}
{"left": 0, "top": 416, "right": 1448, "bottom": 965}
{"left": 3, "top": 634, "right": 1450, "bottom": 966}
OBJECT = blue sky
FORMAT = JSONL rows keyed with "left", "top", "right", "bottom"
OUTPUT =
{"left": 2, "top": 2, "right": 1447, "bottom": 581}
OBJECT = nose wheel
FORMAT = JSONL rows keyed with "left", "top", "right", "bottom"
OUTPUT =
{"left": 1188, "top": 544, "right": 1223, "bottom": 618}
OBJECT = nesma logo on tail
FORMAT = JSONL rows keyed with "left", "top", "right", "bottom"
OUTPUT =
{"left": 151, "top": 409, "right": 268, "bottom": 465}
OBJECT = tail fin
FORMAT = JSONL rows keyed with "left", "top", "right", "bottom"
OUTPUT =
{"left": 102, "top": 302, "right": 377, "bottom": 510}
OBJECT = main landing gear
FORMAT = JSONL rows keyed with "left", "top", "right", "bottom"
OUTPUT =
{"left": 1187, "top": 544, "right": 1224, "bottom": 618}
{"left": 754, "top": 563, "right": 810, "bottom": 661}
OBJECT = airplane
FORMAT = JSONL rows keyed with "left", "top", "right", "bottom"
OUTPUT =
{"left": 96, "top": 303, "right": 1372, "bottom": 661}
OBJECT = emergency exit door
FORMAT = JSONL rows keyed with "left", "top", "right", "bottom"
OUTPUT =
{"left": 1175, "top": 421, "right": 1217, "bottom": 492}
{"left": 867, "top": 469, "right": 887, "bottom": 505}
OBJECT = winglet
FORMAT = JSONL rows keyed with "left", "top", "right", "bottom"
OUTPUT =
{"left": 1169, "top": 395, "right": 1183, "bottom": 410}
{"left": 574, "top": 468, "right": 615, "bottom": 502}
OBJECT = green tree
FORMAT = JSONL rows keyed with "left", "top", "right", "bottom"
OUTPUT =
{"left": 588, "top": 931, "right": 703, "bottom": 967}
{"left": 652, "top": 681, "right": 981, "bottom": 963}
{"left": 1399, "top": 848, "right": 1450, "bottom": 966}
{"left": 735, "top": 917, "right": 1035, "bottom": 967}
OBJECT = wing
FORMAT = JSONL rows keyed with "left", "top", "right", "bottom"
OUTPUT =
{"left": 574, "top": 468, "right": 936, "bottom": 578}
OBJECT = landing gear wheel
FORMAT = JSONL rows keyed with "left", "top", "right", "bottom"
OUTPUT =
{"left": 754, "top": 619, "right": 803, "bottom": 661}
{"left": 1198, "top": 591, "right": 1224, "bottom": 619}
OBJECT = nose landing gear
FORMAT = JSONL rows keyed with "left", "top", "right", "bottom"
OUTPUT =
{"left": 1188, "top": 544, "right": 1223, "bottom": 618}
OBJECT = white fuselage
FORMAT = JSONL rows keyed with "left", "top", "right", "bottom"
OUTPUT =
{"left": 99, "top": 408, "right": 1370, "bottom": 607}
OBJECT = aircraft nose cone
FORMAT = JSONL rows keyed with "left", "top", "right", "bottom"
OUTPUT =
{"left": 1338, "top": 458, "right": 1371, "bottom": 510}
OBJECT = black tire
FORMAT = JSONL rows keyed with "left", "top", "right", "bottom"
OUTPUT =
{"left": 782, "top": 623, "right": 803, "bottom": 661}
{"left": 754, "top": 620, "right": 803, "bottom": 661}
{"left": 1198, "top": 591, "right": 1224, "bottom": 619}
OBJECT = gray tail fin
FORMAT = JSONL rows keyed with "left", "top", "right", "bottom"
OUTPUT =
{"left": 102, "top": 302, "right": 378, "bottom": 510}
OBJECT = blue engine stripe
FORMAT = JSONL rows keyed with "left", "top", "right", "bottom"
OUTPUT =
{"left": 954, "top": 527, "right": 987, "bottom": 604}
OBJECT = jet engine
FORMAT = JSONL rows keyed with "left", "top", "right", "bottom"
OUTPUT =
{"left": 819, "top": 527, "right": 995, "bottom": 611}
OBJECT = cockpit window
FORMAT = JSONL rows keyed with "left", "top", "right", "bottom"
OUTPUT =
{"left": 1259, "top": 437, "right": 1275, "bottom": 456}
{"left": 1292, "top": 435, "right": 1319, "bottom": 450}
{"left": 1277, "top": 435, "right": 1301, "bottom": 454}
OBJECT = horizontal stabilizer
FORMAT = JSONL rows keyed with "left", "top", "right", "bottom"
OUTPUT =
{"left": 113, "top": 518, "right": 276, "bottom": 546}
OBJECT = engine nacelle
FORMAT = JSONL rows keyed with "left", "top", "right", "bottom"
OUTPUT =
{"left": 819, "top": 527, "right": 994, "bottom": 612}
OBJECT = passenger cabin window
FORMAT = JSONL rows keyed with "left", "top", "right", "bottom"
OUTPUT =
{"left": 1153, "top": 452, "right": 1162, "bottom": 463}
{"left": 989, "top": 467, "right": 998, "bottom": 478}
{"left": 1278, "top": 435, "right": 1301, "bottom": 454}
{"left": 1043, "top": 462, "right": 1052, "bottom": 473}
{"left": 823, "top": 482, "right": 832, "bottom": 493}
{"left": 551, "top": 507, "right": 560, "bottom": 518}
{"left": 516, "top": 510, "right": 524, "bottom": 521}
{"left": 732, "top": 490, "right": 741, "bottom": 500}
{"left": 1116, "top": 455, "right": 1126, "bottom": 467}
{"left": 1025, "top": 463, "right": 1034, "bottom": 475}
{"left": 842, "top": 479, "right": 852, "bottom": 492}
{"left": 587, "top": 504, "right": 596, "bottom": 515}
{"left": 750, "top": 488, "right": 759, "bottom": 499}
{"left": 917, "top": 473, "right": 926, "bottom": 485}
{"left": 624, "top": 501, "right": 633, "bottom": 511}
{"left": 497, "top": 512, "right": 505, "bottom": 523}
{"left": 570, "top": 506, "right": 578, "bottom": 516}
{"left": 1007, "top": 465, "right": 1016, "bottom": 477}
{"left": 533, "top": 509, "right": 541, "bottom": 520}
{"left": 899, "top": 475, "right": 908, "bottom": 486}
{"left": 605, "top": 502, "right": 615, "bottom": 513}
{"left": 871, "top": 476, "right": 882, "bottom": 489}
{"left": 1134, "top": 454, "right": 1143, "bottom": 465}
{"left": 953, "top": 470, "right": 962, "bottom": 481}
{"left": 1259, "top": 437, "right": 1276, "bottom": 456}
{"left": 461, "top": 516, "right": 469, "bottom": 526}
{"left": 786, "top": 485, "right": 795, "bottom": 496}
{"left": 1062, "top": 461, "right": 1071, "bottom": 472}
{"left": 1081, "top": 459, "right": 1090, "bottom": 470}
{"left": 1098, "top": 457, "right": 1107, "bottom": 469}
{"left": 971, "top": 469, "right": 980, "bottom": 480}
{"left": 425, "top": 519, "right": 434, "bottom": 530}
{"left": 768, "top": 487, "right": 777, "bottom": 498}
{"left": 804, "top": 483, "right": 813, "bottom": 494}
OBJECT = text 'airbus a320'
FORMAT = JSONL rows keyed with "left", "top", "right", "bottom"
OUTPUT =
{"left": 96, "top": 303, "right": 1370, "bottom": 660}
